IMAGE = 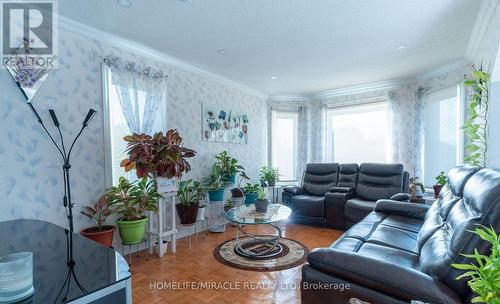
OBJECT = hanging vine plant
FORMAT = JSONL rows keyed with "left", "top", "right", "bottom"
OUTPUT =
{"left": 463, "top": 68, "right": 490, "bottom": 167}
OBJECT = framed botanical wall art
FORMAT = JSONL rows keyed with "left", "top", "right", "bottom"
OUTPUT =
{"left": 202, "top": 104, "right": 249, "bottom": 144}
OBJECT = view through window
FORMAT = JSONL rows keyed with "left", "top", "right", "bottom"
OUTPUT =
{"left": 271, "top": 111, "right": 299, "bottom": 181}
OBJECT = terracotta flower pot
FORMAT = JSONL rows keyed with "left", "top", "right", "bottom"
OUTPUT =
{"left": 176, "top": 202, "right": 199, "bottom": 225}
{"left": 80, "top": 225, "right": 115, "bottom": 247}
{"left": 433, "top": 184, "right": 443, "bottom": 198}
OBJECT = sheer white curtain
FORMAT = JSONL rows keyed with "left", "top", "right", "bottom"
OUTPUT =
{"left": 103, "top": 56, "right": 167, "bottom": 135}
{"left": 388, "top": 87, "right": 426, "bottom": 177}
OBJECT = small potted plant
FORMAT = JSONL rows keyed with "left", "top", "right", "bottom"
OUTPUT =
{"left": 452, "top": 226, "right": 499, "bottom": 304}
{"left": 176, "top": 179, "right": 204, "bottom": 225}
{"left": 259, "top": 166, "right": 280, "bottom": 186}
{"left": 409, "top": 177, "right": 426, "bottom": 203}
{"left": 213, "top": 151, "right": 249, "bottom": 184}
{"left": 80, "top": 195, "right": 115, "bottom": 247}
{"left": 120, "top": 129, "right": 196, "bottom": 192}
{"left": 255, "top": 188, "right": 269, "bottom": 212}
{"left": 434, "top": 171, "right": 448, "bottom": 198}
{"left": 203, "top": 166, "right": 228, "bottom": 202}
{"left": 107, "top": 176, "right": 159, "bottom": 245}
{"left": 243, "top": 183, "right": 260, "bottom": 205}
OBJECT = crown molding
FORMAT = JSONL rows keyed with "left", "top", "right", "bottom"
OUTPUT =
{"left": 416, "top": 60, "right": 468, "bottom": 81}
{"left": 57, "top": 15, "right": 268, "bottom": 99}
{"left": 465, "top": 0, "right": 499, "bottom": 63}
{"left": 268, "top": 95, "right": 311, "bottom": 101}
{"left": 312, "top": 79, "right": 406, "bottom": 99}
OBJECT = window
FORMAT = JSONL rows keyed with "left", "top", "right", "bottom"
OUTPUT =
{"left": 326, "top": 101, "right": 390, "bottom": 163}
{"left": 102, "top": 66, "right": 167, "bottom": 186}
{"left": 271, "top": 111, "right": 299, "bottom": 181}
{"left": 423, "top": 86, "right": 461, "bottom": 187}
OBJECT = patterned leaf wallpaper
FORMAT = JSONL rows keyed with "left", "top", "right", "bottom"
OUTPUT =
{"left": 0, "top": 28, "right": 268, "bottom": 232}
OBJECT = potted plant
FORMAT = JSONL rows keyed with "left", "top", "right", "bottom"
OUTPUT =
{"left": 203, "top": 166, "right": 228, "bottom": 202}
{"left": 409, "top": 177, "right": 426, "bottom": 203}
{"left": 243, "top": 183, "right": 260, "bottom": 205}
{"left": 120, "top": 129, "right": 196, "bottom": 192}
{"left": 213, "top": 151, "right": 249, "bottom": 184}
{"left": 255, "top": 188, "right": 269, "bottom": 212}
{"left": 107, "top": 176, "right": 159, "bottom": 245}
{"left": 80, "top": 195, "right": 115, "bottom": 247}
{"left": 434, "top": 171, "right": 448, "bottom": 198}
{"left": 259, "top": 166, "right": 280, "bottom": 186}
{"left": 452, "top": 226, "right": 499, "bottom": 304}
{"left": 176, "top": 179, "right": 204, "bottom": 225}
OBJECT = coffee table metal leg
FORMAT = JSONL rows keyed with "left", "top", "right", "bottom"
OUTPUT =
{"left": 235, "top": 223, "right": 283, "bottom": 258}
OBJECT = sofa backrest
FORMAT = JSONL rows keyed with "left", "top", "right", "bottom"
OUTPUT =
{"left": 302, "top": 163, "right": 339, "bottom": 196}
{"left": 337, "top": 163, "right": 359, "bottom": 188}
{"left": 355, "top": 163, "right": 405, "bottom": 201}
{"left": 416, "top": 165, "right": 500, "bottom": 299}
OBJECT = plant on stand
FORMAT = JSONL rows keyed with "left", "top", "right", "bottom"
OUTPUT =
{"left": 80, "top": 195, "right": 115, "bottom": 247}
{"left": 243, "top": 183, "right": 260, "bottom": 205}
{"left": 259, "top": 166, "right": 280, "bottom": 186}
{"left": 176, "top": 179, "right": 204, "bottom": 225}
{"left": 255, "top": 188, "right": 269, "bottom": 212}
{"left": 213, "top": 151, "right": 249, "bottom": 184}
{"left": 107, "top": 177, "right": 159, "bottom": 245}
{"left": 463, "top": 68, "right": 490, "bottom": 167}
{"left": 452, "top": 226, "right": 499, "bottom": 304}
{"left": 433, "top": 171, "right": 448, "bottom": 198}
{"left": 409, "top": 177, "right": 426, "bottom": 202}
{"left": 120, "top": 129, "right": 197, "bottom": 192}
{"left": 203, "top": 166, "right": 228, "bottom": 202}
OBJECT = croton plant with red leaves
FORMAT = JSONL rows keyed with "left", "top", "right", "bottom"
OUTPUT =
{"left": 120, "top": 129, "right": 196, "bottom": 179}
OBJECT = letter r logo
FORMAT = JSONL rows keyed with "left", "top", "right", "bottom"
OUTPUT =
{"left": 2, "top": 1, "right": 53, "bottom": 55}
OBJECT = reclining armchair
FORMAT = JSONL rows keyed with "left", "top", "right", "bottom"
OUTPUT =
{"left": 282, "top": 163, "right": 339, "bottom": 225}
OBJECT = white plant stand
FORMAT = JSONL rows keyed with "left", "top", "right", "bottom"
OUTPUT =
{"left": 148, "top": 192, "right": 177, "bottom": 257}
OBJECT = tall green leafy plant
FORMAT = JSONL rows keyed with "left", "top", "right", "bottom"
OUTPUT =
{"left": 452, "top": 226, "right": 500, "bottom": 304}
{"left": 463, "top": 69, "right": 490, "bottom": 167}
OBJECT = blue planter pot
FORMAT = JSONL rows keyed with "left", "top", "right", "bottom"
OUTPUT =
{"left": 223, "top": 174, "right": 236, "bottom": 184}
{"left": 245, "top": 192, "right": 258, "bottom": 205}
{"left": 208, "top": 189, "right": 225, "bottom": 202}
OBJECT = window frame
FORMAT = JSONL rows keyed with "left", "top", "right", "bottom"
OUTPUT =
{"left": 325, "top": 100, "right": 391, "bottom": 164}
{"left": 422, "top": 84, "right": 465, "bottom": 188}
{"left": 101, "top": 63, "right": 167, "bottom": 187}
{"left": 270, "top": 109, "right": 299, "bottom": 183}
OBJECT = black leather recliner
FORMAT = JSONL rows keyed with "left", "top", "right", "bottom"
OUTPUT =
{"left": 283, "top": 163, "right": 409, "bottom": 229}
{"left": 326, "top": 163, "right": 409, "bottom": 229}
{"left": 301, "top": 165, "right": 499, "bottom": 304}
{"left": 282, "top": 163, "right": 340, "bottom": 225}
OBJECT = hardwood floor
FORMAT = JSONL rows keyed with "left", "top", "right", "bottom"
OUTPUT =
{"left": 130, "top": 222, "right": 343, "bottom": 304}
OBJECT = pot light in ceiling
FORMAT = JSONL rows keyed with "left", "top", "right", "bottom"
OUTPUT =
{"left": 217, "top": 49, "right": 227, "bottom": 55}
{"left": 270, "top": 76, "right": 278, "bottom": 79}
{"left": 117, "top": 0, "right": 132, "bottom": 7}
{"left": 397, "top": 44, "right": 408, "bottom": 50}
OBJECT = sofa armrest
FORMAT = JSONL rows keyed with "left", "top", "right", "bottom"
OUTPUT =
{"left": 324, "top": 191, "right": 354, "bottom": 229}
{"left": 307, "top": 248, "right": 461, "bottom": 304}
{"left": 374, "top": 199, "right": 430, "bottom": 219}
{"left": 329, "top": 186, "right": 354, "bottom": 194}
{"left": 282, "top": 186, "right": 306, "bottom": 195}
{"left": 389, "top": 192, "right": 411, "bottom": 201}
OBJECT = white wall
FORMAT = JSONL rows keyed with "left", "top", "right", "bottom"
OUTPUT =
{"left": 489, "top": 80, "right": 500, "bottom": 168}
{"left": 0, "top": 27, "right": 268, "bottom": 234}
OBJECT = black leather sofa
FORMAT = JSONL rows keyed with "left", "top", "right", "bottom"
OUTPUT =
{"left": 283, "top": 163, "right": 409, "bottom": 229}
{"left": 301, "top": 165, "right": 500, "bottom": 304}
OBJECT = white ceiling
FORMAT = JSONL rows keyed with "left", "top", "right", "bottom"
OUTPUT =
{"left": 59, "top": 0, "right": 480, "bottom": 96}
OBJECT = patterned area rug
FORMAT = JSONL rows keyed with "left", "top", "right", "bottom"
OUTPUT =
{"left": 214, "top": 236, "right": 309, "bottom": 271}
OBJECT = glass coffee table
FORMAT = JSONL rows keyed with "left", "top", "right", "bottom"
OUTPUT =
{"left": 225, "top": 204, "right": 292, "bottom": 258}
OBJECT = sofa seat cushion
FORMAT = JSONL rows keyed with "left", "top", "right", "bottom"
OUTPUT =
{"left": 290, "top": 195, "right": 325, "bottom": 217}
{"left": 335, "top": 211, "right": 423, "bottom": 254}
{"left": 344, "top": 198, "right": 376, "bottom": 222}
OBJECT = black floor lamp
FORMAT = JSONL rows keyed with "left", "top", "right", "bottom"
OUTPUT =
{"left": 26, "top": 102, "right": 96, "bottom": 234}
{"left": 26, "top": 102, "right": 96, "bottom": 301}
